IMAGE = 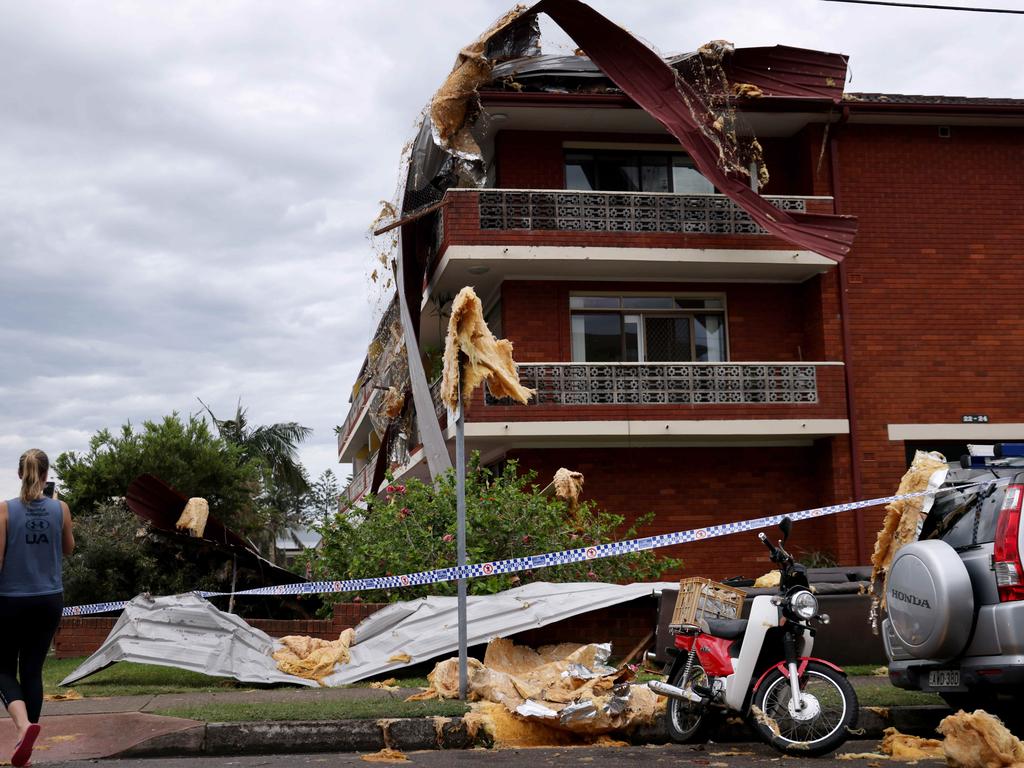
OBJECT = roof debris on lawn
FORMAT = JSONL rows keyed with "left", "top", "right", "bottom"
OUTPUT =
{"left": 272, "top": 628, "right": 356, "bottom": 683}
{"left": 407, "top": 638, "right": 662, "bottom": 745}
{"left": 867, "top": 450, "right": 948, "bottom": 629}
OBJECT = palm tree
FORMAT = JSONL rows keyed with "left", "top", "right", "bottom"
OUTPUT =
{"left": 199, "top": 398, "right": 312, "bottom": 496}
{"left": 199, "top": 399, "right": 314, "bottom": 566}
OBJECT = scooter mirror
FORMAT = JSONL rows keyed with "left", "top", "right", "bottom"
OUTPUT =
{"left": 779, "top": 516, "right": 792, "bottom": 543}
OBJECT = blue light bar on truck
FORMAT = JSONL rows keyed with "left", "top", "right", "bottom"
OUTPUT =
{"left": 961, "top": 444, "right": 1024, "bottom": 469}
{"left": 995, "top": 444, "right": 1024, "bottom": 459}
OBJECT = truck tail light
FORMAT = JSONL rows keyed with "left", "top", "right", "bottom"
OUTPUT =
{"left": 994, "top": 484, "right": 1024, "bottom": 602}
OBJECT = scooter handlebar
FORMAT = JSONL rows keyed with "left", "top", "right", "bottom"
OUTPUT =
{"left": 758, "top": 532, "right": 779, "bottom": 559}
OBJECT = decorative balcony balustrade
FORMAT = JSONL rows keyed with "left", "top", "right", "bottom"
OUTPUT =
{"left": 477, "top": 190, "right": 807, "bottom": 235}
{"left": 485, "top": 363, "right": 820, "bottom": 406}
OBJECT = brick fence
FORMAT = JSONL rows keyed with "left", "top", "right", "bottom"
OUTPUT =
{"left": 53, "top": 595, "right": 660, "bottom": 662}
{"left": 53, "top": 601, "right": 387, "bottom": 659}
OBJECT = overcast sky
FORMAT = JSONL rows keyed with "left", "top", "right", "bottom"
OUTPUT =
{"left": 2, "top": 0, "right": 1021, "bottom": 503}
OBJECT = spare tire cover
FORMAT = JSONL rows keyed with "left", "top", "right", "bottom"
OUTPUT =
{"left": 888, "top": 540, "right": 974, "bottom": 660}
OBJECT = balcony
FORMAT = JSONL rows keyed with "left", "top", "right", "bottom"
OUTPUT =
{"left": 476, "top": 190, "right": 810, "bottom": 235}
{"left": 425, "top": 189, "right": 837, "bottom": 304}
{"left": 337, "top": 381, "right": 375, "bottom": 459}
{"left": 486, "top": 362, "right": 822, "bottom": 406}
{"left": 456, "top": 361, "right": 849, "bottom": 447}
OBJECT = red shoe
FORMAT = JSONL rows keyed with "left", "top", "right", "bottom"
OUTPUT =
{"left": 12, "top": 724, "right": 40, "bottom": 767}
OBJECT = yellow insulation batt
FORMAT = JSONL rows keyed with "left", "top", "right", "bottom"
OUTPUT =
{"left": 272, "top": 628, "right": 356, "bottom": 683}
{"left": 440, "top": 286, "right": 536, "bottom": 411}
{"left": 553, "top": 468, "right": 585, "bottom": 511}
{"left": 869, "top": 450, "right": 948, "bottom": 618}
{"left": 938, "top": 710, "right": 1024, "bottom": 768}
{"left": 838, "top": 713, "right": 1024, "bottom": 766}
{"left": 176, "top": 497, "right": 209, "bottom": 538}
{"left": 430, "top": 5, "right": 530, "bottom": 158}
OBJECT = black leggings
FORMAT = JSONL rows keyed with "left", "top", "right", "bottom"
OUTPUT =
{"left": 0, "top": 594, "right": 63, "bottom": 723}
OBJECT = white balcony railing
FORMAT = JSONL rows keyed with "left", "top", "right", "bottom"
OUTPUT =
{"left": 485, "top": 362, "right": 822, "bottom": 406}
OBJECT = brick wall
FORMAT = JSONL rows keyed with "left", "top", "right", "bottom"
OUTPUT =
{"left": 53, "top": 602, "right": 387, "bottom": 659}
{"left": 834, "top": 123, "right": 1024, "bottom": 543}
{"left": 53, "top": 599, "right": 662, "bottom": 668}
{"left": 506, "top": 444, "right": 848, "bottom": 579}
{"left": 501, "top": 279, "right": 818, "bottom": 363}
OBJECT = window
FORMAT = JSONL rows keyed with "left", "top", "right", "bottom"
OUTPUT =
{"left": 565, "top": 150, "right": 714, "bottom": 194}
{"left": 570, "top": 295, "right": 727, "bottom": 363}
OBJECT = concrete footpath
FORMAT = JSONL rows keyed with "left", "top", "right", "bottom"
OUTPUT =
{"left": 2, "top": 679, "right": 951, "bottom": 762}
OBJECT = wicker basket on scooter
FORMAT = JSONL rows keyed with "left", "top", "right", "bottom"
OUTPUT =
{"left": 670, "top": 577, "right": 746, "bottom": 631}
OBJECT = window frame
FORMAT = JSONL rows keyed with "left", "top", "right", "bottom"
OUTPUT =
{"left": 569, "top": 292, "right": 729, "bottom": 363}
{"left": 563, "top": 147, "right": 713, "bottom": 194}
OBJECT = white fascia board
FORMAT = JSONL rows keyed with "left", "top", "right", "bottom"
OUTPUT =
{"left": 445, "top": 244, "right": 832, "bottom": 267}
{"left": 446, "top": 419, "right": 849, "bottom": 440}
{"left": 424, "top": 245, "right": 835, "bottom": 308}
{"left": 888, "top": 424, "right": 1024, "bottom": 441}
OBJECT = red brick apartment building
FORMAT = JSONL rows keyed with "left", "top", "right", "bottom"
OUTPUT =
{"left": 337, "top": 13, "right": 1024, "bottom": 581}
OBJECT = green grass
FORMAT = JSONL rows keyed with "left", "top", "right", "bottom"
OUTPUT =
{"left": 845, "top": 663, "right": 889, "bottom": 677}
{"left": 854, "top": 684, "right": 945, "bottom": 707}
{"left": 47, "top": 656, "right": 430, "bottom": 699}
{"left": 45, "top": 657, "right": 260, "bottom": 697}
{"left": 154, "top": 699, "right": 468, "bottom": 722}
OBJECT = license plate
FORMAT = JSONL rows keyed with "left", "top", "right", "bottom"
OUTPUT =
{"left": 928, "top": 670, "right": 961, "bottom": 689}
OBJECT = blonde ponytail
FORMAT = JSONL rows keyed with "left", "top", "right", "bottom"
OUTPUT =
{"left": 18, "top": 449, "right": 49, "bottom": 504}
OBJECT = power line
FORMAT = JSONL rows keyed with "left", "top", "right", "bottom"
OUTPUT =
{"left": 821, "top": 0, "right": 1024, "bottom": 13}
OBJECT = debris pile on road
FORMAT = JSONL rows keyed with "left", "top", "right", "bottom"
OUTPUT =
{"left": 939, "top": 710, "right": 1024, "bottom": 768}
{"left": 408, "top": 638, "right": 662, "bottom": 743}
{"left": 839, "top": 711, "right": 1024, "bottom": 765}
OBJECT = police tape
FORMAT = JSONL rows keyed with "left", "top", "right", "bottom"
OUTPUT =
{"left": 60, "top": 481, "right": 984, "bottom": 617}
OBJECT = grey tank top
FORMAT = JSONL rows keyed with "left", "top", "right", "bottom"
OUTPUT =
{"left": 1, "top": 497, "right": 64, "bottom": 596}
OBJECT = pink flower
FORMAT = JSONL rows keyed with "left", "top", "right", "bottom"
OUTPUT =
{"left": 396, "top": 485, "right": 406, "bottom": 493}
{"left": 521, "top": 534, "right": 531, "bottom": 544}
{"left": 442, "top": 533, "right": 454, "bottom": 543}
{"left": 587, "top": 571, "right": 597, "bottom": 580}
{"left": 353, "top": 596, "right": 363, "bottom": 603}
{"left": 386, "top": 485, "right": 395, "bottom": 493}
{"left": 400, "top": 507, "right": 411, "bottom": 519}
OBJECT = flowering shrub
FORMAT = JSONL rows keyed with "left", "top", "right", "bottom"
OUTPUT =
{"left": 306, "top": 456, "right": 678, "bottom": 604}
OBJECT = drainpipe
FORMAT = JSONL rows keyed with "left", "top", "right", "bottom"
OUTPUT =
{"left": 829, "top": 105, "right": 867, "bottom": 565}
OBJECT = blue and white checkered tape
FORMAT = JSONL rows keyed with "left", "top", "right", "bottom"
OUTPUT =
{"left": 60, "top": 481, "right": 984, "bottom": 616}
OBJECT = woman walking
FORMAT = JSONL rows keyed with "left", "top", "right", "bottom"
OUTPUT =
{"left": 0, "top": 449, "right": 74, "bottom": 767}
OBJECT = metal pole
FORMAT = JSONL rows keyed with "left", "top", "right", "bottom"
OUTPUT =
{"left": 456, "top": 380, "right": 468, "bottom": 700}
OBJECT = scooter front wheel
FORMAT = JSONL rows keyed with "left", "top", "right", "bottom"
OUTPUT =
{"left": 664, "top": 662, "right": 714, "bottom": 743}
{"left": 750, "top": 661, "right": 858, "bottom": 757}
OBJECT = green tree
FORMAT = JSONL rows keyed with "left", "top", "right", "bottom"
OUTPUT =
{"left": 199, "top": 399, "right": 313, "bottom": 560}
{"left": 55, "top": 414, "right": 263, "bottom": 535}
{"left": 306, "top": 469, "right": 341, "bottom": 522}
{"left": 199, "top": 399, "right": 312, "bottom": 495}
{"left": 306, "top": 457, "right": 678, "bottom": 604}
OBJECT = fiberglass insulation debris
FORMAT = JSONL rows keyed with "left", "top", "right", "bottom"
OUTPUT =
{"left": 440, "top": 286, "right": 535, "bottom": 410}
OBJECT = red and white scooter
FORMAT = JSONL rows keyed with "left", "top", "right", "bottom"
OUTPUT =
{"left": 649, "top": 518, "right": 858, "bottom": 756}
